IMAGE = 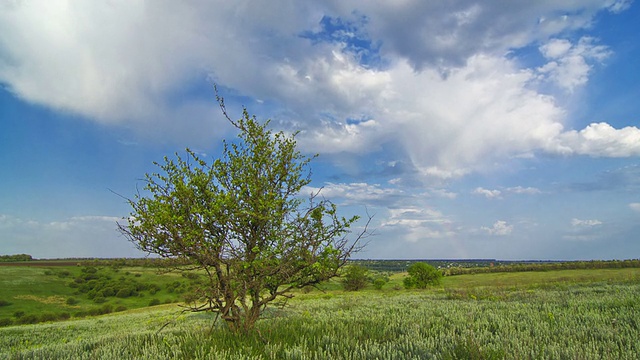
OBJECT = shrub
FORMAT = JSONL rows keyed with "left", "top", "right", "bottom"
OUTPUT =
{"left": 373, "top": 276, "right": 388, "bottom": 290}
{"left": 116, "top": 287, "right": 135, "bottom": 298}
{"left": 66, "top": 297, "right": 79, "bottom": 305}
{"left": 148, "top": 298, "right": 161, "bottom": 306}
{"left": 0, "top": 299, "right": 11, "bottom": 307}
{"left": 0, "top": 318, "right": 13, "bottom": 327}
{"left": 39, "top": 313, "right": 59, "bottom": 322}
{"left": 342, "top": 265, "right": 369, "bottom": 291}
{"left": 404, "top": 262, "right": 442, "bottom": 289}
{"left": 13, "top": 311, "right": 25, "bottom": 318}
{"left": 101, "top": 287, "right": 116, "bottom": 297}
{"left": 93, "top": 296, "right": 107, "bottom": 304}
{"left": 17, "top": 314, "right": 38, "bottom": 324}
{"left": 148, "top": 283, "right": 161, "bottom": 295}
{"left": 114, "top": 305, "right": 127, "bottom": 312}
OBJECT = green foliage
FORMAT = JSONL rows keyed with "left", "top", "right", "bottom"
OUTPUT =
{"left": 0, "top": 254, "right": 33, "bottom": 262}
{"left": 0, "top": 300, "right": 11, "bottom": 307}
{"left": 372, "top": 275, "right": 389, "bottom": 290}
{"left": 66, "top": 297, "right": 79, "bottom": 305}
{"left": 118, "top": 96, "right": 368, "bottom": 332}
{"left": 404, "top": 262, "right": 442, "bottom": 289}
{"left": 341, "top": 265, "right": 369, "bottom": 291}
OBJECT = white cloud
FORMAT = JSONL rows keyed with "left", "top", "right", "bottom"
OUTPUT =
{"left": 507, "top": 186, "right": 542, "bottom": 195}
{"left": 549, "top": 123, "right": 640, "bottom": 157}
{"left": 303, "top": 182, "right": 406, "bottom": 206}
{"left": 630, "top": 203, "right": 640, "bottom": 212}
{"left": 0, "top": 0, "right": 635, "bottom": 178}
{"left": 473, "top": 187, "right": 502, "bottom": 199}
{"left": 571, "top": 218, "right": 603, "bottom": 227}
{"left": 537, "top": 37, "right": 611, "bottom": 92}
{"left": 481, "top": 220, "right": 513, "bottom": 236}
{"left": 381, "top": 207, "right": 456, "bottom": 242}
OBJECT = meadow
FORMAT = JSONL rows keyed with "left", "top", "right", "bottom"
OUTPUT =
{"left": 1, "top": 263, "right": 640, "bottom": 359}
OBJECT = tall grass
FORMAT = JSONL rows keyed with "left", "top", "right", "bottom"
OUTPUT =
{"left": 2, "top": 281, "right": 639, "bottom": 359}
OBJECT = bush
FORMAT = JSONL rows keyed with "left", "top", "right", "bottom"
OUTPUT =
{"left": 17, "top": 314, "right": 38, "bottom": 324}
{"left": 39, "top": 313, "right": 59, "bottom": 322}
{"left": 93, "top": 296, "right": 107, "bottom": 304}
{"left": 373, "top": 276, "right": 388, "bottom": 290}
{"left": 148, "top": 298, "right": 161, "bottom": 306}
{"left": 0, "top": 318, "right": 13, "bottom": 327}
{"left": 0, "top": 299, "right": 11, "bottom": 307}
{"left": 404, "top": 262, "right": 442, "bottom": 289}
{"left": 342, "top": 265, "right": 369, "bottom": 291}
{"left": 66, "top": 297, "right": 79, "bottom": 305}
{"left": 116, "top": 287, "right": 136, "bottom": 298}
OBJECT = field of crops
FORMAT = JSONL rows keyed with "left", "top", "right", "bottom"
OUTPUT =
{"left": 1, "top": 265, "right": 640, "bottom": 359}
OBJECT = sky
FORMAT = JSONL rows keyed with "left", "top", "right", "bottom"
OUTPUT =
{"left": 1, "top": 1, "right": 640, "bottom": 260}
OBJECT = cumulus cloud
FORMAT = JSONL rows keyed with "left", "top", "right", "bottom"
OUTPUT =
{"left": 571, "top": 218, "right": 603, "bottom": 227}
{"left": 481, "top": 220, "right": 513, "bottom": 236}
{"left": 564, "top": 218, "right": 606, "bottom": 241}
{"left": 507, "top": 186, "right": 542, "bottom": 195}
{"left": 323, "top": 0, "right": 625, "bottom": 70}
{"left": 303, "top": 182, "right": 407, "bottom": 206}
{"left": 0, "top": 0, "right": 636, "bottom": 177}
{"left": 537, "top": 37, "right": 611, "bottom": 92}
{"left": 473, "top": 186, "right": 542, "bottom": 199}
{"left": 381, "top": 207, "right": 456, "bottom": 242}
{"left": 473, "top": 187, "right": 502, "bottom": 199}
{"left": 549, "top": 123, "right": 640, "bottom": 157}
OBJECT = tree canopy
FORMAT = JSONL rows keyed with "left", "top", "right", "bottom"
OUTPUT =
{"left": 403, "top": 262, "right": 442, "bottom": 289}
{"left": 118, "top": 97, "right": 369, "bottom": 332}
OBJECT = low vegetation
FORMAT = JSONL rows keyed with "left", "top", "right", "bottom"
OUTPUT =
{"left": 1, "top": 261, "right": 640, "bottom": 359}
{"left": 2, "top": 279, "right": 640, "bottom": 359}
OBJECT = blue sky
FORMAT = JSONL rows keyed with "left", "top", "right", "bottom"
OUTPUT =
{"left": 1, "top": 1, "right": 640, "bottom": 260}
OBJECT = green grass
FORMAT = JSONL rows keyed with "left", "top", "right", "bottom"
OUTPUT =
{"left": 0, "top": 265, "right": 191, "bottom": 325}
{"left": 2, "top": 266, "right": 640, "bottom": 359}
{"left": 1, "top": 280, "right": 640, "bottom": 359}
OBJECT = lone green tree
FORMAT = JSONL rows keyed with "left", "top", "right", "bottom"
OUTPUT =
{"left": 118, "top": 98, "right": 369, "bottom": 333}
{"left": 403, "top": 262, "right": 442, "bottom": 289}
{"left": 341, "top": 264, "right": 369, "bottom": 291}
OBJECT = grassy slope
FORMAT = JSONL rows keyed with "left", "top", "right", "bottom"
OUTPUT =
{"left": 0, "top": 265, "right": 188, "bottom": 323}
{"left": 1, "top": 267, "right": 640, "bottom": 359}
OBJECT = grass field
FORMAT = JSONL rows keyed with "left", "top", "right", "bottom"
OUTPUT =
{"left": 0, "top": 264, "right": 191, "bottom": 326}
{"left": 1, "top": 266, "right": 640, "bottom": 359}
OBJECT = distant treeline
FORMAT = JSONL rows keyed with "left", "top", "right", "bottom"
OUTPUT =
{"left": 441, "top": 259, "right": 640, "bottom": 276}
{"left": 351, "top": 259, "right": 640, "bottom": 275}
{"left": 0, "top": 254, "right": 33, "bottom": 262}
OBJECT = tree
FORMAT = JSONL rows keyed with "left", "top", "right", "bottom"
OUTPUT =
{"left": 118, "top": 97, "right": 369, "bottom": 333}
{"left": 403, "top": 262, "right": 442, "bottom": 289}
{"left": 341, "top": 264, "right": 369, "bottom": 291}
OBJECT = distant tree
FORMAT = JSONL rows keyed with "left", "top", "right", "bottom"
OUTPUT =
{"left": 403, "top": 262, "right": 442, "bottom": 289}
{"left": 0, "top": 254, "right": 33, "bottom": 262}
{"left": 118, "top": 95, "right": 370, "bottom": 333}
{"left": 342, "top": 264, "right": 369, "bottom": 291}
{"left": 372, "top": 275, "right": 389, "bottom": 290}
